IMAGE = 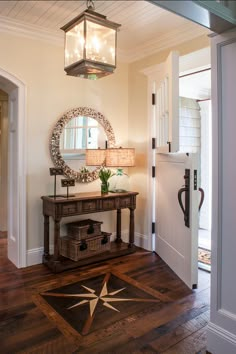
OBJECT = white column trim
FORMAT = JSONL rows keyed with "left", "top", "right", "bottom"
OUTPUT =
{"left": 207, "top": 321, "right": 236, "bottom": 353}
{"left": 213, "top": 36, "right": 236, "bottom": 312}
{"left": 208, "top": 29, "right": 236, "bottom": 353}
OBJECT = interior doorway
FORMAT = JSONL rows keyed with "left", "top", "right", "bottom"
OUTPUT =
{"left": 179, "top": 67, "right": 212, "bottom": 272}
{"left": 0, "top": 68, "right": 27, "bottom": 268}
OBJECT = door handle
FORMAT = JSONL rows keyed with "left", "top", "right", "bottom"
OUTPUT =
{"left": 178, "top": 187, "right": 190, "bottom": 228}
{"left": 178, "top": 187, "right": 187, "bottom": 214}
{"left": 177, "top": 169, "right": 190, "bottom": 228}
{"left": 198, "top": 187, "right": 204, "bottom": 211}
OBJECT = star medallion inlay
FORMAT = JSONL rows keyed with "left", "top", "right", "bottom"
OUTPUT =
{"left": 40, "top": 272, "right": 162, "bottom": 335}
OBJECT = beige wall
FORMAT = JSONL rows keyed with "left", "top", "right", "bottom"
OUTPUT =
{"left": 0, "top": 32, "right": 129, "bottom": 250}
{"left": 128, "top": 34, "right": 210, "bottom": 242}
{"left": 0, "top": 29, "right": 210, "bottom": 256}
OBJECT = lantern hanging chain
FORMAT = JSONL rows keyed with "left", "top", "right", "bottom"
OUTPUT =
{"left": 86, "top": 0, "right": 95, "bottom": 10}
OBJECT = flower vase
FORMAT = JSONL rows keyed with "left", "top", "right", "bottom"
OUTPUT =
{"left": 101, "top": 182, "right": 109, "bottom": 194}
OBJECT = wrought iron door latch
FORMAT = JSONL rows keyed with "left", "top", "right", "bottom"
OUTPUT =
{"left": 178, "top": 169, "right": 205, "bottom": 228}
{"left": 178, "top": 169, "right": 190, "bottom": 228}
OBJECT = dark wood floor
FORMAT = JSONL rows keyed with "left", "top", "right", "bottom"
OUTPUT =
{"left": 0, "top": 237, "right": 210, "bottom": 354}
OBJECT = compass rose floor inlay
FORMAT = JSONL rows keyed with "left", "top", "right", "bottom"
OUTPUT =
{"left": 33, "top": 271, "right": 166, "bottom": 337}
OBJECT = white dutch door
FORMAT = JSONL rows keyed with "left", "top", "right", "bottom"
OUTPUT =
{"left": 155, "top": 153, "right": 200, "bottom": 289}
{"left": 151, "top": 51, "right": 200, "bottom": 289}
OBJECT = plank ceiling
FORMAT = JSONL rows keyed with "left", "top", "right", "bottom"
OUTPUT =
{"left": 0, "top": 1, "right": 211, "bottom": 62}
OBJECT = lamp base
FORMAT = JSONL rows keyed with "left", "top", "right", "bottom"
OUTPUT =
{"left": 109, "top": 189, "right": 128, "bottom": 193}
{"left": 109, "top": 169, "right": 130, "bottom": 193}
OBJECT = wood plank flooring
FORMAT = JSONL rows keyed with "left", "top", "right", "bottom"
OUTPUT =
{"left": 0, "top": 237, "right": 210, "bottom": 354}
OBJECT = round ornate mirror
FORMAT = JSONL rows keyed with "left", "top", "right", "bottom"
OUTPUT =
{"left": 50, "top": 107, "right": 116, "bottom": 182}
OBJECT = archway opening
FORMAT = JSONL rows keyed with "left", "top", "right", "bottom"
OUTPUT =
{"left": 0, "top": 69, "right": 26, "bottom": 268}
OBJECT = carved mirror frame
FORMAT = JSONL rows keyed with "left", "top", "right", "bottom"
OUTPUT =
{"left": 50, "top": 107, "right": 116, "bottom": 182}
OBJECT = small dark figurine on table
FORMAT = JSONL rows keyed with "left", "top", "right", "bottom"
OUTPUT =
{"left": 49, "top": 167, "right": 64, "bottom": 199}
{"left": 61, "top": 179, "right": 75, "bottom": 198}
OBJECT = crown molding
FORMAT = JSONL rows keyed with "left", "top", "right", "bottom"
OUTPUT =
{"left": 0, "top": 15, "right": 63, "bottom": 46}
{"left": 120, "top": 22, "right": 211, "bottom": 63}
{"left": 0, "top": 15, "right": 210, "bottom": 63}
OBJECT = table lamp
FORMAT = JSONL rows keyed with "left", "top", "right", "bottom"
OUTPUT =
{"left": 105, "top": 147, "right": 135, "bottom": 192}
{"left": 85, "top": 148, "right": 106, "bottom": 166}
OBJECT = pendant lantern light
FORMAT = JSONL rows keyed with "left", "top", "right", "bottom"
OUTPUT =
{"left": 61, "top": 0, "right": 121, "bottom": 80}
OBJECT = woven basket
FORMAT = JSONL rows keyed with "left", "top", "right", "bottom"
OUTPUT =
{"left": 66, "top": 219, "right": 103, "bottom": 240}
{"left": 60, "top": 232, "right": 111, "bottom": 261}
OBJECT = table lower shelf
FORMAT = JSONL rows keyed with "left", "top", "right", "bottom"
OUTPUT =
{"left": 43, "top": 241, "right": 136, "bottom": 273}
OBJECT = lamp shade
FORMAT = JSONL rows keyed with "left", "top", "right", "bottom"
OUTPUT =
{"left": 61, "top": 7, "right": 120, "bottom": 80}
{"left": 105, "top": 148, "right": 135, "bottom": 167}
{"left": 86, "top": 148, "right": 106, "bottom": 166}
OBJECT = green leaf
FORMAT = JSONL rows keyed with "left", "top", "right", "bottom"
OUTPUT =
{"left": 99, "top": 167, "right": 115, "bottom": 183}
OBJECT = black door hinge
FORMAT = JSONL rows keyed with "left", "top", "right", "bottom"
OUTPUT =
{"left": 152, "top": 93, "right": 156, "bottom": 105}
{"left": 152, "top": 137, "right": 156, "bottom": 149}
{"left": 152, "top": 222, "right": 155, "bottom": 234}
{"left": 152, "top": 166, "right": 155, "bottom": 178}
{"left": 194, "top": 170, "right": 197, "bottom": 190}
{"left": 167, "top": 141, "right": 171, "bottom": 152}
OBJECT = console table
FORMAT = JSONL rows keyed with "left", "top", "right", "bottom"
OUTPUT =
{"left": 41, "top": 191, "right": 139, "bottom": 273}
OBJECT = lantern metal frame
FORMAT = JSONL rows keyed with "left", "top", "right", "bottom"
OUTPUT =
{"left": 61, "top": 3, "right": 121, "bottom": 79}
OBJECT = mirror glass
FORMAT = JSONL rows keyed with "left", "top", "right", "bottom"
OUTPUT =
{"left": 60, "top": 116, "right": 107, "bottom": 172}
{"left": 50, "top": 107, "right": 116, "bottom": 182}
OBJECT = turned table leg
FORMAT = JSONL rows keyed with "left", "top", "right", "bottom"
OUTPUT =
{"left": 53, "top": 218, "right": 61, "bottom": 261}
{"left": 115, "top": 209, "right": 122, "bottom": 243}
{"left": 43, "top": 215, "right": 49, "bottom": 259}
{"left": 129, "top": 208, "right": 135, "bottom": 248}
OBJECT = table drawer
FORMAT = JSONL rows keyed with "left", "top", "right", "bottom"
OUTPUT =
{"left": 119, "top": 197, "right": 132, "bottom": 208}
{"left": 82, "top": 200, "right": 97, "bottom": 213}
{"left": 102, "top": 199, "right": 116, "bottom": 210}
{"left": 61, "top": 202, "right": 77, "bottom": 215}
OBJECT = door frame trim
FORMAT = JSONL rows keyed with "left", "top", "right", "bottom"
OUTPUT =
{"left": 142, "top": 68, "right": 157, "bottom": 252}
{"left": 0, "top": 67, "right": 27, "bottom": 268}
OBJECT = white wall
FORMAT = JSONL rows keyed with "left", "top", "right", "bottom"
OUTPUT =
{"left": 0, "top": 32, "right": 129, "bottom": 253}
{"left": 179, "top": 97, "right": 201, "bottom": 153}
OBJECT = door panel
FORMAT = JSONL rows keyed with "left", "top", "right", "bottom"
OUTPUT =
{"left": 155, "top": 152, "right": 199, "bottom": 289}
{"left": 154, "top": 51, "right": 179, "bottom": 153}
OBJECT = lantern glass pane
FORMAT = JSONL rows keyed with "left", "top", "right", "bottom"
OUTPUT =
{"left": 86, "top": 20, "right": 116, "bottom": 65}
{"left": 65, "top": 21, "right": 84, "bottom": 67}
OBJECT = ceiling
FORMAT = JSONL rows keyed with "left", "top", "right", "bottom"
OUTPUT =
{"left": 0, "top": 1, "right": 211, "bottom": 98}
{"left": 0, "top": 0, "right": 211, "bottom": 62}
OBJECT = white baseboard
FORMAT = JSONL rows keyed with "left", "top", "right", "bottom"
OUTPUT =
{"left": 112, "top": 230, "right": 150, "bottom": 250}
{"left": 27, "top": 247, "right": 44, "bottom": 266}
{"left": 26, "top": 232, "right": 149, "bottom": 266}
{"left": 207, "top": 322, "right": 236, "bottom": 354}
{"left": 108, "top": 230, "right": 149, "bottom": 249}
{"left": 135, "top": 232, "right": 150, "bottom": 250}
